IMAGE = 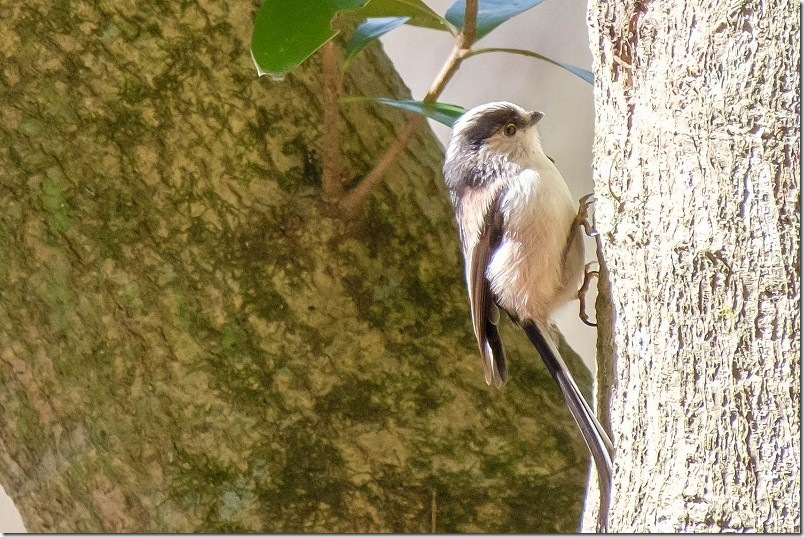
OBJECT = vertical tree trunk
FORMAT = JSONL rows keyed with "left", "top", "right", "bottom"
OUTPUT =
{"left": 0, "top": 0, "right": 597, "bottom": 532}
{"left": 586, "top": 0, "right": 799, "bottom": 531}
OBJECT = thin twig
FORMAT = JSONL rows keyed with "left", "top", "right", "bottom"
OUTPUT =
{"left": 423, "top": 41, "right": 465, "bottom": 102}
{"left": 338, "top": 0, "right": 479, "bottom": 216}
{"left": 460, "top": 0, "right": 478, "bottom": 48}
{"left": 321, "top": 41, "right": 343, "bottom": 202}
{"left": 337, "top": 116, "right": 424, "bottom": 215}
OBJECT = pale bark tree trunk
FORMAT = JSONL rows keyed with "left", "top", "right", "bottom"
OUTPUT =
{"left": 585, "top": 0, "right": 799, "bottom": 531}
{"left": 0, "top": 0, "right": 597, "bottom": 532}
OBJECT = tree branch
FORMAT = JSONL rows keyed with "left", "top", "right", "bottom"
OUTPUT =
{"left": 338, "top": 0, "right": 478, "bottom": 216}
{"left": 459, "top": 0, "right": 478, "bottom": 50}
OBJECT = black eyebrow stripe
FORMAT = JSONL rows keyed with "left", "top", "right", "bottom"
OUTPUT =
{"left": 463, "top": 106, "right": 527, "bottom": 146}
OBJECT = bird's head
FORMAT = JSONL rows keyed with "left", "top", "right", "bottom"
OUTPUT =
{"left": 451, "top": 102, "right": 545, "bottom": 162}
{"left": 443, "top": 102, "right": 547, "bottom": 193}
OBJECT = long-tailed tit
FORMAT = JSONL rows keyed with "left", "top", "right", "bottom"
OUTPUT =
{"left": 442, "top": 101, "right": 613, "bottom": 531}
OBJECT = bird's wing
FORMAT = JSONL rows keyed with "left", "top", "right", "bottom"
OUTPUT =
{"left": 521, "top": 319, "right": 613, "bottom": 531}
{"left": 466, "top": 192, "right": 508, "bottom": 387}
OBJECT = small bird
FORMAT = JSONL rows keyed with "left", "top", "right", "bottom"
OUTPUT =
{"left": 442, "top": 101, "right": 613, "bottom": 531}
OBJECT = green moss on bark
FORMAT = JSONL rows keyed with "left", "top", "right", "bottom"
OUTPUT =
{"left": 0, "top": 0, "right": 595, "bottom": 532}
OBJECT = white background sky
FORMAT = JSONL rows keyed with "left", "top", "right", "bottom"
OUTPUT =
{"left": 0, "top": 1, "right": 595, "bottom": 531}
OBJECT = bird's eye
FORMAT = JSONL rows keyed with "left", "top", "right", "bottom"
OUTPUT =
{"left": 504, "top": 123, "right": 517, "bottom": 136}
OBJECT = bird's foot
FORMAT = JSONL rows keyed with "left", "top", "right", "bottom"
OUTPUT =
{"left": 576, "top": 193, "right": 598, "bottom": 237}
{"left": 578, "top": 262, "right": 599, "bottom": 327}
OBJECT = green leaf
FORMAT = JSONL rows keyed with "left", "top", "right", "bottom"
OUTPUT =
{"left": 343, "top": 97, "right": 466, "bottom": 127}
{"left": 468, "top": 47, "right": 593, "bottom": 84}
{"left": 445, "top": 0, "right": 546, "bottom": 39}
{"left": 553, "top": 62, "right": 593, "bottom": 84}
{"left": 251, "top": 0, "right": 369, "bottom": 78}
{"left": 354, "top": 0, "right": 456, "bottom": 32}
{"left": 345, "top": 17, "right": 410, "bottom": 63}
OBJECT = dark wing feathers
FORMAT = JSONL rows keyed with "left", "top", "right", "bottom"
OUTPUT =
{"left": 469, "top": 192, "right": 507, "bottom": 387}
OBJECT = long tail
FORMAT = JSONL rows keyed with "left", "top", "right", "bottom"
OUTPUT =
{"left": 522, "top": 320, "right": 613, "bottom": 532}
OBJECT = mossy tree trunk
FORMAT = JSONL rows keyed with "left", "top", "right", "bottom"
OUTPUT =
{"left": 0, "top": 0, "right": 597, "bottom": 532}
{"left": 585, "top": 0, "right": 799, "bottom": 531}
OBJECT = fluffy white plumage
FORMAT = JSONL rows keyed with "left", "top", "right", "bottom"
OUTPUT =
{"left": 446, "top": 101, "right": 583, "bottom": 330}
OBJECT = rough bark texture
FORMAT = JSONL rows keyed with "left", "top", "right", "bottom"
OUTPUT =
{"left": 0, "top": 0, "right": 597, "bottom": 532}
{"left": 586, "top": 0, "right": 799, "bottom": 532}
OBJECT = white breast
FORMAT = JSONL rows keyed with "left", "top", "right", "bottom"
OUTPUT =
{"left": 486, "top": 163, "right": 580, "bottom": 324}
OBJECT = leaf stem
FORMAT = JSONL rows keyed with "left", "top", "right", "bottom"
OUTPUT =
{"left": 464, "top": 47, "right": 594, "bottom": 84}
{"left": 338, "top": 0, "right": 478, "bottom": 216}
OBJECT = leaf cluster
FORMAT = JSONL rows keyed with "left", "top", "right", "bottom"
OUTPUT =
{"left": 251, "top": 0, "right": 591, "bottom": 127}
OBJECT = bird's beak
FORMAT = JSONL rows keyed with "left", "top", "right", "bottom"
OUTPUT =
{"left": 528, "top": 111, "right": 545, "bottom": 126}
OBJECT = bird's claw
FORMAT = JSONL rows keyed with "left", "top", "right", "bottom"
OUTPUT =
{"left": 577, "top": 193, "right": 598, "bottom": 237}
{"left": 578, "top": 262, "right": 599, "bottom": 327}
